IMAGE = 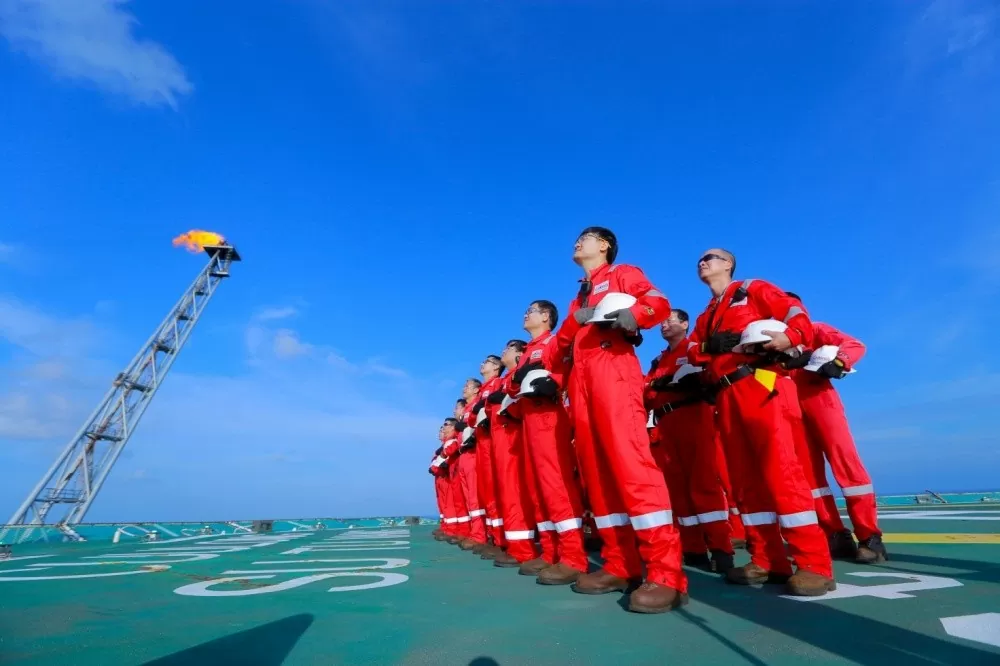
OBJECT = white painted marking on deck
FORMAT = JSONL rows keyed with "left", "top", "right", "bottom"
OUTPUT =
{"left": 940, "top": 612, "right": 1000, "bottom": 648}
{"left": 781, "top": 572, "right": 962, "bottom": 602}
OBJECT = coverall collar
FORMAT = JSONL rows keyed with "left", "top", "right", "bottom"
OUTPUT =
{"left": 581, "top": 262, "right": 613, "bottom": 284}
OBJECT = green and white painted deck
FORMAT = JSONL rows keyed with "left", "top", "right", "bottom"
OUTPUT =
{"left": 2, "top": 505, "right": 998, "bottom": 665}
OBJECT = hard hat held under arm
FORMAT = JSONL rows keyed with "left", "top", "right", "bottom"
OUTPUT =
{"left": 813, "top": 321, "right": 866, "bottom": 370}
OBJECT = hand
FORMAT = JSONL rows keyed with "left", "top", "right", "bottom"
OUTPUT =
{"left": 574, "top": 307, "right": 596, "bottom": 325}
{"left": 513, "top": 361, "right": 543, "bottom": 384}
{"left": 649, "top": 376, "right": 673, "bottom": 392}
{"left": 780, "top": 349, "right": 813, "bottom": 370}
{"left": 487, "top": 391, "right": 505, "bottom": 405}
{"left": 817, "top": 359, "right": 847, "bottom": 379}
{"left": 703, "top": 331, "right": 741, "bottom": 354}
{"left": 603, "top": 308, "right": 639, "bottom": 333}
{"left": 472, "top": 399, "right": 485, "bottom": 414}
{"left": 761, "top": 330, "right": 793, "bottom": 352}
{"left": 675, "top": 372, "right": 702, "bottom": 392}
{"left": 528, "top": 375, "right": 559, "bottom": 398}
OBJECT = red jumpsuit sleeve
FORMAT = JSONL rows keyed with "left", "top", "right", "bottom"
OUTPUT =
{"left": 551, "top": 298, "right": 582, "bottom": 361}
{"left": 616, "top": 265, "right": 671, "bottom": 329}
{"left": 442, "top": 437, "right": 460, "bottom": 459}
{"left": 748, "top": 280, "right": 815, "bottom": 349}
{"left": 643, "top": 350, "right": 671, "bottom": 408}
{"left": 814, "top": 321, "right": 866, "bottom": 370}
{"left": 686, "top": 310, "right": 712, "bottom": 366}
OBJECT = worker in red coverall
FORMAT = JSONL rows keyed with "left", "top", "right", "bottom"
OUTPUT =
{"left": 687, "top": 248, "right": 834, "bottom": 596}
{"left": 455, "top": 389, "right": 488, "bottom": 548}
{"left": 547, "top": 227, "right": 687, "bottom": 614}
{"left": 644, "top": 309, "right": 735, "bottom": 574}
{"left": 429, "top": 438, "right": 449, "bottom": 540}
{"left": 468, "top": 358, "right": 507, "bottom": 558}
{"left": 486, "top": 339, "right": 540, "bottom": 568}
{"left": 783, "top": 292, "right": 887, "bottom": 564}
{"left": 509, "top": 299, "right": 590, "bottom": 585}
{"left": 441, "top": 417, "right": 471, "bottom": 544}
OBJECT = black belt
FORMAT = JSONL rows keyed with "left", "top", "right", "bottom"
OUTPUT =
{"left": 653, "top": 395, "right": 704, "bottom": 417}
{"left": 715, "top": 364, "right": 755, "bottom": 390}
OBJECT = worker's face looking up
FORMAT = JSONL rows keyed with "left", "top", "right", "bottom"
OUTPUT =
{"left": 573, "top": 232, "right": 608, "bottom": 264}
{"left": 697, "top": 248, "right": 733, "bottom": 283}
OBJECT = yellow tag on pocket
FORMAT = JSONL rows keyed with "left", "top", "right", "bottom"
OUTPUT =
{"left": 753, "top": 368, "right": 777, "bottom": 393}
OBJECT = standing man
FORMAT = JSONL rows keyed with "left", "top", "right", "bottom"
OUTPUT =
{"left": 456, "top": 388, "right": 488, "bottom": 549}
{"left": 486, "top": 340, "right": 539, "bottom": 568}
{"left": 687, "top": 248, "right": 834, "bottom": 596}
{"left": 470, "top": 357, "right": 506, "bottom": 558}
{"left": 441, "top": 417, "right": 471, "bottom": 544}
{"left": 784, "top": 292, "right": 887, "bottom": 564}
{"left": 644, "top": 309, "right": 734, "bottom": 573}
{"left": 548, "top": 227, "right": 687, "bottom": 613}
{"left": 510, "top": 300, "right": 590, "bottom": 585}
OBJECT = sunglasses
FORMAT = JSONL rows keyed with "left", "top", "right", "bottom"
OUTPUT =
{"left": 698, "top": 253, "right": 729, "bottom": 265}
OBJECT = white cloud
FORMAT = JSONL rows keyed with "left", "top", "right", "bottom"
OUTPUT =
{"left": 255, "top": 306, "right": 299, "bottom": 322}
{"left": 0, "top": 0, "right": 193, "bottom": 109}
{"left": 273, "top": 328, "right": 313, "bottom": 359}
{"left": 0, "top": 295, "right": 100, "bottom": 356}
{"left": 907, "top": 0, "right": 998, "bottom": 71}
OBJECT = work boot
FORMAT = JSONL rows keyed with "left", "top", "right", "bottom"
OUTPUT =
{"left": 856, "top": 534, "right": 889, "bottom": 564}
{"left": 518, "top": 558, "right": 551, "bottom": 576}
{"left": 536, "top": 563, "right": 584, "bottom": 586}
{"left": 434, "top": 532, "right": 448, "bottom": 541}
{"left": 627, "top": 582, "right": 690, "bottom": 614}
{"left": 432, "top": 529, "right": 443, "bottom": 538}
{"left": 725, "top": 562, "right": 791, "bottom": 585}
{"left": 459, "top": 538, "right": 478, "bottom": 551}
{"left": 571, "top": 568, "right": 634, "bottom": 595}
{"left": 446, "top": 536, "right": 462, "bottom": 545}
{"left": 480, "top": 545, "right": 501, "bottom": 561}
{"left": 786, "top": 569, "right": 837, "bottom": 596}
{"left": 731, "top": 538, "right": 747, "bottom": 550}
{"left": 829, "top": 530, "right": 858, "bottom": 560}
{"left": 683, "top": 552, "right": 712, "bottom": 570}
{"left": 493, "top": 551, "right": 520, "bottom": 568}
{"left": 471, "top": 543, "right": 487, "bottom": 554}
{"left": 710, "top": 549, "right": 735, "bottom": 573}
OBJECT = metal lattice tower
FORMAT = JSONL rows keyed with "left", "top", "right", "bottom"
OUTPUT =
{"left": 3, "top": 244, "right": 241, "bottom": 544}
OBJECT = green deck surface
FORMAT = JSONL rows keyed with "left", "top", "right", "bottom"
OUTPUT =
{"left": 2, "top": 506, "right": 999, "bottom": 665}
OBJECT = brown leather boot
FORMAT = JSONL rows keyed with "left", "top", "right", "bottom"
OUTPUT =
{"left": 459, "top": 538, "right": 478, "bottom": 551}
{"left": 725, "top": 562, "right": 791, "bottom": 585}
{"left": 480, "top": 545, "right": 501, "bottom": 560}
{"left": 571, "top": 568, "right": 634, "bottom": 594}
{"left": 628, "top": 582, "right": 690, "bottom": 614}
{"left": 517, "top": 558, "right": 551, "bottom": 576}
{"left": 493, "top": 551, "right": 520, "bottom": 568}
{"left": 536, "top": 562, "right": 584, "bottom": 585}
{"left": 471, "top": 543, "right": 487, "bottom": 554}
{"left": 786, "top": 569, "right": 837, "bottom": 596}
{"left": 434, "top": 532, "right": 448, "bottom": 541}
{"left": 856, "top": 535, "right": 889, "bottom": 564}
{"left": 446, "top": 536, "right": 461, "bottom": 545}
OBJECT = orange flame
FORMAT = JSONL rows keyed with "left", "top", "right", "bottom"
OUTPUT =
{"left": 172, "top": 230, "right": 226, "bottom": 253}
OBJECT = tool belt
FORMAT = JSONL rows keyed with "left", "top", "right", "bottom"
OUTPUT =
{"left": 652, "top": 395, "right": 704, "bottom": 417}
{"left": 714, "top": 364, "right": 756, "bottom": 390}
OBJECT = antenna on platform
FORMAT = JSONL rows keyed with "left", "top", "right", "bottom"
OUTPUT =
{"left": 2, "top": 232, "right": 241, "bottom": 544}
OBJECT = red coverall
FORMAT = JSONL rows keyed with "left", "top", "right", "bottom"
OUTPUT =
{"left": 793, "top": 322, "right": 880, "bottom": 541}
{"left": 430, "top": 448, "right": 449, "bottom": 530}
{"left": 443, "top": 435, "right": 472, "bottom": 538}
{"left": 688, "top": 278, "right": 832, "bottom": 579}
{"left": 715, "top": 433, "right": 747, "bottom": 543}
{"left": 509, "top": 332, "right": 588, "bottom": 573}
{"left": 550, "top": 263, "right": 686, "bottom": 592}
{"left": 490, "top": 376, "right": 540, "bottom": 563}
{"left": 472, "top": 378, "right": 505, "bottom": 548}
{"left": 459, "top": 404, "right": 488, "bottom": 543}
{"left": 644, "top": 343, "right": 733, "bottom": 556}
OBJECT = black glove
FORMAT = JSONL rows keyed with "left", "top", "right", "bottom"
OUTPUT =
{"left": 702, "top": 331, "right": 741, "bottom": 354}
{"left": 528, "top": 375, "right": 559, "bottom": 398}
{"left": 486, "top": 391, "right": 505, "bottom": 405}
{"left": 479, "top": 414, "right": 491, "bottom": 429}
{"left": 649, "top": 357, "right": 660, "bottom": 372}
{"left": 513, "top": 361, "right": 543, "bottom": 384}
{"left": 471, "top": 399, "right": 485, "bottom": 414}
{"left": 817, "top": 360, "right": 847, "bottom": 379}
{"left": 780, "top": 350, "right": 813, "bottom": 370}
{"left": 574, "top": 307, "right": 596, "bottom": 325}
{"left": 649, "top": 375, "right": 673, "bottom": 392}
{"left": 602, "top": 308, "right": 639, "bottom": 333}
{"left": 461, "top": 432, "right": 476, "bottom": 449}
{"left": 675, "top": 372, "right": 703, "bottom": 392}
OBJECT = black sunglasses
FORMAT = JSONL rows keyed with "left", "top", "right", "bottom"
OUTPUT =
{"left": 698, "top": 253, "right": 729, "bottom": 265}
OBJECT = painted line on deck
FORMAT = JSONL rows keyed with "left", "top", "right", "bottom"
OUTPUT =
{"left": 882, "top": 533, "right": 1000, "bottom": 544}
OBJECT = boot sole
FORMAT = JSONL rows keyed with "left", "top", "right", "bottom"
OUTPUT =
{"left": 856, "top": 553, "right": 888, "bottom": 564}
{"left": 571, "top": 584, "right": 628, "bottom": 595}
{"left": 493, "top": 560, "right": 520, "bottom": 568}
{"left": 518, "top": 568, "right": 548, "bottom": 577}
{"left": 628, "top": 593, "right": 690, "bottom": 614}
{"left": 726, "top": 572, "right": 791, "bottom": 585}
{"left": 536, "top": 576, "right": 580, "bottom": 586}
{"left": 786, "top": 579, "right": 837, "bottom": 596}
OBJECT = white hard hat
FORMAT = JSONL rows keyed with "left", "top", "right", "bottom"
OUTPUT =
{"left": 586, "top": 292, "right": 638, "bottom": 324}
{"left": 517, "top": 368, "right": 551, "bottom": 396}
{"left": 805, "top": 345, "right": 856, "bottom": 374}
{"left": 462, "top": 426, "right": 474, "bottom": 443}
{"left": 670, "top": 363, "right": 704, "bottom": 384}
{"left": 646, "top": 409, "right": 657, "bottom": 428}
{"left": 475, "top": 408, "right": 488, "bottom": 427}
{"left": 498, "top": 394, "right": 518, "bottom": 414}
{"left": 733, "top": 319, "right": 787, "bottom": 353}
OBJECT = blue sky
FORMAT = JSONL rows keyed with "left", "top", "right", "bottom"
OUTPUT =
{"left": 1, "top": 1, "right": 998, "bottom": 522}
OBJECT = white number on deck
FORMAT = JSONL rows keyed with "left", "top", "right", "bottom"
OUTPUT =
{"left": 940, "top": 613, "right": 1000, "bottom": 648}
{"left": 781, "top": 572, "right": 962, "bottom": 602}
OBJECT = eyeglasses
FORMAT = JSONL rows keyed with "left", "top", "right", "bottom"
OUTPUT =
{"left": 575, "top": 233, "right": 604, "bottom": 247}
{"left": 698, "top": 253, "right": 729, "bottom": 265}
{"left": 524, "top": 306, "right": 541, "bottom": 316}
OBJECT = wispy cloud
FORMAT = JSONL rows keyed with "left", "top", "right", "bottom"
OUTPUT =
{"left": 0, "top": 295, "right": 100, "bottom": 357}
{"left": 255, "top": 306, "right": 300, "bottom": 322}
{"left": 0, "top": 0, "right": 193, "bottom": 109}
{"left": 273, "top": 328, "right": 313, "bottom": 359}
{"left": 906, "top": 0, "right": 999, "bottom": 73}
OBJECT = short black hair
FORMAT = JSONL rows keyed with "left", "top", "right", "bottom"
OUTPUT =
{"left": 580, "top": 226, "right": 618, "bottom": 264}
{"left": 720, "top": 248, "right": 736, "bottom": 277}
{"left": 485, "top": 354, "right": 502, "bottom": 366}
{"left": 785, "top": 291, "right": 801, "bottom": 301}
{"left": 443, "top": 417, "right": 459, "bottom": 428}
{"left": 532, "top": 300, "right": 559, "bottom": 329}
{"left": 455, "top": 398, "right": 467, "bottom": 407}
{"left": 506, "top": 339, "right": 527, "bottom": 353}
{"left": 673, "top": 308, "right": 689, "bottom": 323}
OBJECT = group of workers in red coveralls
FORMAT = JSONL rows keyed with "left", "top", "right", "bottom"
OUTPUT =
{"left": 427, "top": 228, "right": 887, "bottom": 614}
